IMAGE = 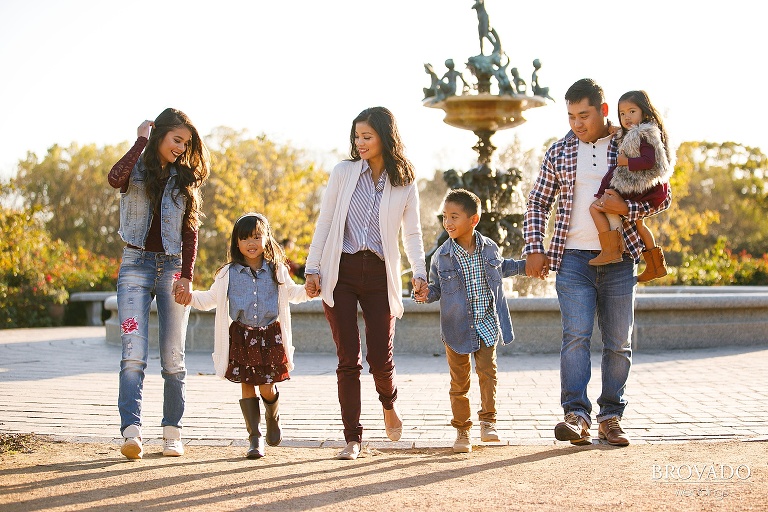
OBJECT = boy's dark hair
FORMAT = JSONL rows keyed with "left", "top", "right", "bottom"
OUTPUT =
{"left": 444, "top": 188, "right": 481, "bottom": 217}
{"left": 564, "top": 78, "right": 605, "bottom": 109}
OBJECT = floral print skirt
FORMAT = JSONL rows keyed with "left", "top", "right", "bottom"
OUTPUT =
{"left": 226, "top": 320, "right": 290, "bottom": 385}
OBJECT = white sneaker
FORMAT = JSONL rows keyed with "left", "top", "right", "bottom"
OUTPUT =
{"left": 163, "top": 438, "right": 184, "bottom": 457}
{"left": 480, "top": 421, "right": 500, "bottom": 442}
{"left": 121, "top": 425, "right": 143, "bottom": 460}
{"left": 121, "top": 437, "right": 143, "bottom": 459}
{"left": 453, "top": 428, "right": 472, "bottom": 453}
{"left": 162, "top": 425, "right": 184, "bottom": 457}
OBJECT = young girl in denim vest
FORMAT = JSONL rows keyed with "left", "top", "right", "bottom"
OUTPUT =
{"left": 108, "top": 108, "right": 209, "bottom": 460}
{"left": 187, "top": 213, "right": 312, "bottom": 459}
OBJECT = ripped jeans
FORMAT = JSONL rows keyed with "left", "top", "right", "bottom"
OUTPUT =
{"left": 117, "top": 247, "right": 189, "bottom": 436}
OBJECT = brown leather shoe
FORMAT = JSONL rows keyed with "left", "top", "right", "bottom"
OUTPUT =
{"left": 598, "top": 417, "right": 630, "bottom": 446}
{"left": 554, "top": 412, "right": 591, "bottom": 445}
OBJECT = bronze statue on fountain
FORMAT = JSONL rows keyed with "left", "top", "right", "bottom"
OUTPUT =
{"left": 422, "top": 0, "right": 553, "bottom": 266}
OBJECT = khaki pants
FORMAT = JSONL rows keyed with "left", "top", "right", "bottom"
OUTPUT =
{"left": 445, "top": 342, "right": 497, "bottom": 430}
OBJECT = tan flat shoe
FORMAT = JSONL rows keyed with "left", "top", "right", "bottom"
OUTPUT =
{"left": 383, "top": 405, "right": 403, "bottom": 441}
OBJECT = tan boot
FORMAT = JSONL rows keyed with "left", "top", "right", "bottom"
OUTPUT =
{"left": 637, "top": 246, "right": 668, "bottom": 282}
{"left": 589, "top": 230, "right": 623, "bottom": 266}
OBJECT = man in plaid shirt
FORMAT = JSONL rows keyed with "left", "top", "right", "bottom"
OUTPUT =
{"left": 523, "top": 78, "right": 671, "bottom": 446}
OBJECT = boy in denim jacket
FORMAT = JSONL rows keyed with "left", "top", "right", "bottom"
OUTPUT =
{"left": 415, "top": 189, "right": 528, "bottom": 453}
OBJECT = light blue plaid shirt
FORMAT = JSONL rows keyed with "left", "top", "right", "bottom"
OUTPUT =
{"left": 453, "top": 232, "right": 499, "bottom": 347}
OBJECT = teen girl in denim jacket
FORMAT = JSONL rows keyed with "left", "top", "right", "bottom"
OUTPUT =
{"left": 108, "top": 108, "right": 209, "bottom": 460}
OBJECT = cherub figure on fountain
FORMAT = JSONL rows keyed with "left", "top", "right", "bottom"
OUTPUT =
{"left": 531, "top": 59, "right": 554, "bottom": 101}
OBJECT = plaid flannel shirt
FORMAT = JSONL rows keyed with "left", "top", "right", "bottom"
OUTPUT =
{"left": 453, "top": 233, "right": 499, "bottom": 347}
{"left": 523, "top": 132, "right": 672, "bottom": 272}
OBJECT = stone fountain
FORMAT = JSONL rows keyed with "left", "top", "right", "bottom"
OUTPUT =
{"left": 102, "top": 1, "right": 768, "bottom": 355}
{"left": 422, "top": 0, "right": 552, "bottom": 263}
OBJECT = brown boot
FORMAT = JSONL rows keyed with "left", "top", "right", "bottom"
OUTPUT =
{"left": 637, "top": 246, "right": 668, "bottom": 282}
{"left": 589, "top": 230, "right": 623, "bottom": 266}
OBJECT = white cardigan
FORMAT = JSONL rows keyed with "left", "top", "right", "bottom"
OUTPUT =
{"left": 305, "top": 160, "right": 427, "bottom": 319}
{"left": 190, "top": 263, "right": 311, "bottom": 378}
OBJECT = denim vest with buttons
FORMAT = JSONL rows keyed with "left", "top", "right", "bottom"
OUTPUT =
{"left": 118, "top": 159, "right": 187, "bottom": 255}
{"left": 426, "top": 233, "right": 525, "bottom": 354}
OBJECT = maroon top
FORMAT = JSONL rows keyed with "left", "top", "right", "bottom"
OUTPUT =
{"left": 596, "top": 138, "right": 667, "bottom": 207}
{"left": 108, "top": 137, "right": 198, "bottom": 280}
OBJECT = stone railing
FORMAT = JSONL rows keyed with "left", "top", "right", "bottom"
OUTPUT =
{"left": 104, "top": 286, "right": 768, "bottom": 354}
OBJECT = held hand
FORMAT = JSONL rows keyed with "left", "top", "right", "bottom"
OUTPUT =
{"left": 174, "top": 277, "right": 192, "bottom": 306}
{"left": 601, "top": 189, "right": 629, "bottom": 215}
{"left": 411, "top": 277, "right": 428, "bottom": 302}
{"left": 137, "top": 120, "right": 154, "bottom": 139}
{"left": 304, "top": 274, "right": 321, "bottom": 298}
{"left": 525, "top": 253, "right": 548, "bottom": 280}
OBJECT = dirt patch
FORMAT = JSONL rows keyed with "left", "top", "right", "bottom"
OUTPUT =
{"left": 0, "top": 436, "right": 765, "bottom": 511}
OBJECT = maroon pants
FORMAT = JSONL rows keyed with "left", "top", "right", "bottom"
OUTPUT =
{"left": 323, "top": 251, "right": 397, "bottom": 443}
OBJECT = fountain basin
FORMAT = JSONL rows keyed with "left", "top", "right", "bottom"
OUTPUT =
{"left": 424, "top": 93, "right": 547, "bottom": 132}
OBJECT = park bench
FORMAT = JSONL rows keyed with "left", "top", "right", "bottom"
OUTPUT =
{"left": 69, "top": 291, "right": 116, "bottom": 326}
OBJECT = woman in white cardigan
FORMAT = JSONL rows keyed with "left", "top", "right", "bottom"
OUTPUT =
{"left": 189, "top": 213, "right": 311, "bottom": 459}
{"left": 304, "top": 107, "right": 427, "bottom": 460}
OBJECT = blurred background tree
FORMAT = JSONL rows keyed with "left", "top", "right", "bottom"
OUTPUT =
{"left": 3, "top": 135, "right": 767, "bottom": 328}
{"left": 197, "top": 128, "right": 327, "bottom": 283}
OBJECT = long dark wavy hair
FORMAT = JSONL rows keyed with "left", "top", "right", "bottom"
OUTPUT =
{"left": 142, "top": 108, "right": 210, "bottom": 230}
{"left": 225, "top": 213, "right": 286, "bottom": 284}
{"left": 617, "top": 90, "right": 672, "bottom": 163}
{"left": 348, "top": 106, "right": 415, "bottom": 187}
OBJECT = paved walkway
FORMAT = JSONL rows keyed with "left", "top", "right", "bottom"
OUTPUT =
{"left": 1, "top": 327, "right": 766, "bottom": 449}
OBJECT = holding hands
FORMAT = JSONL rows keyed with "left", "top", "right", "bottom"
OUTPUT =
{"left": 174, "top": 277, "right": 192, "bottom": 306}
{"left": 304, "top": 273, "right": 321, "bottom": 298}
{"left": 412, "top": 277, "right": 428, "bottom": 303}
{"left": 525, "top": 253, "right": 550, "bottom": 280}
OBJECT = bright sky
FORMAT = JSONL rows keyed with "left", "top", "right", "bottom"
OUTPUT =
{"left": 1, "top": 0, "right": 766, "bottom": 182}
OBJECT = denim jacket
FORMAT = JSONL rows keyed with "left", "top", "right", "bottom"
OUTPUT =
{"left": 118, "top": 160, "right": 186, "bottom": 255}
{"left": 424, "top": 232, "right": 526, "bottom": 354}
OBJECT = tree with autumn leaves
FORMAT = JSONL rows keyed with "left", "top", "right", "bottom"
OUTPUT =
{"left": 3, "top": 135, "right": 767, "bottom": 327}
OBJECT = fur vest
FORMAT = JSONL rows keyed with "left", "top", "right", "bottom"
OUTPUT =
{"left": 610, "top": 122, "right": 672, "bottom": 196}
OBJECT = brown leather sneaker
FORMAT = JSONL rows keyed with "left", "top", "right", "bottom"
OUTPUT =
{"left": 554, "top": 412, "right": 591, "bottom": 446}
{"left": 598, "top": 417, "right": 630, "bottom": 446}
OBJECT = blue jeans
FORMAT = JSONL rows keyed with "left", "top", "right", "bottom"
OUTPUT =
{"left": 117, "top": 247, "right": 189, "bottom": 435}
{"left": 555, "top": 249, "right": 635, "bottom": 426}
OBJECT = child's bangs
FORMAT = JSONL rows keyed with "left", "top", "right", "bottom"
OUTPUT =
{"left": 235, "top": 214, "right": 268, "bottom": 240}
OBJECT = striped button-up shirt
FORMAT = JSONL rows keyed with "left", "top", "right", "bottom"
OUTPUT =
{"left": 453, "top": 233, "right": 498, "bottom": 347}
{"left": 523, "top": 132, "right": 671, "bottom": 271}
{"left": 342, "top": 162, "right": 386, "bottom": 259}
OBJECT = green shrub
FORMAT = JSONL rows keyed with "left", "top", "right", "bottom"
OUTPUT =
{"left": 0, "top": 203, "right": 117, "bottom": 328}
{"left": 665, "top": 237, "right": 768, "bottom": 286}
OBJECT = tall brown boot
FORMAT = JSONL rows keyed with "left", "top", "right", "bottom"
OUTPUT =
{"left": 262, "top": 390, "right": 282, "bottom": 447}
{"left": 589, "top": 230, "right": 623, "bottom": 266}
{"left": 239, "top": 397, "right": 265, "bottom": 459}
{"left": 637, "top": 246, "right": 668, "bottom": 282}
